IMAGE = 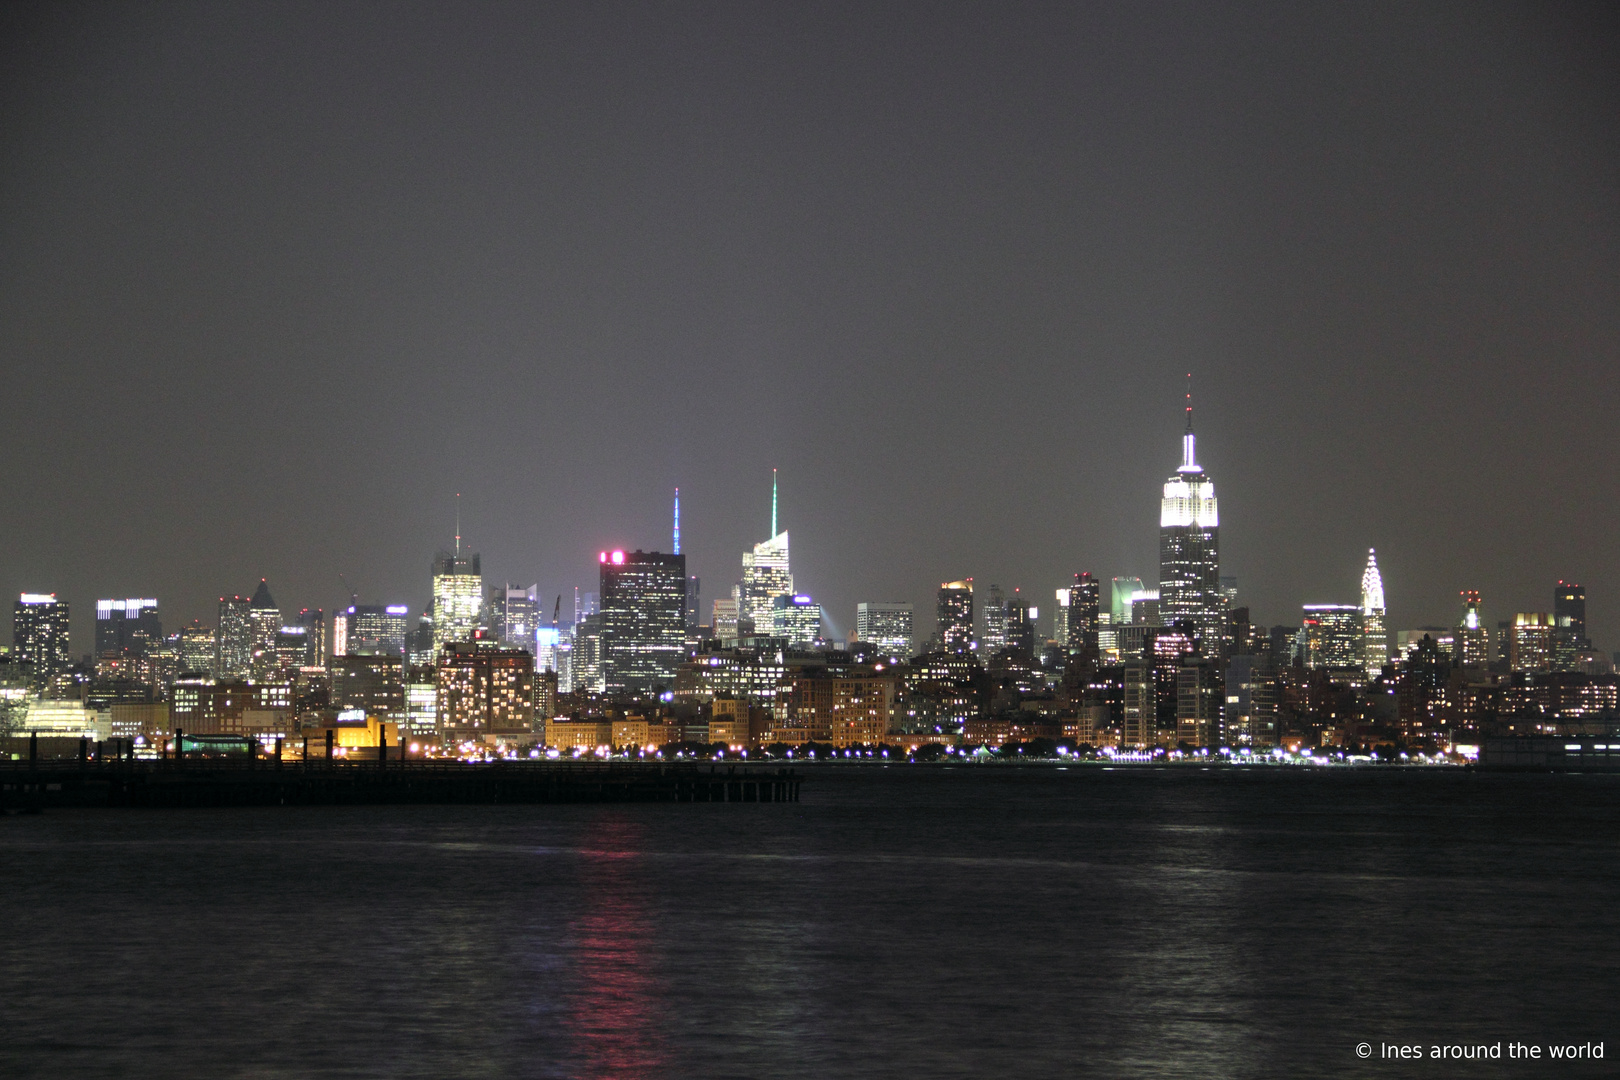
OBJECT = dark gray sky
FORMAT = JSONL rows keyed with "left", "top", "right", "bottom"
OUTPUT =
{"left": 3, "top": 1, "right": 1618, "bottom": 653}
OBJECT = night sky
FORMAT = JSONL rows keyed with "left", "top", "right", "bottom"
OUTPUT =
{"left": 3, "top": 2, "right": 1617, "bottom": 652}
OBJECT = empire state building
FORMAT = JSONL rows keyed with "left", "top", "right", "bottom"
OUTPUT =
{"left": 1159, "top": 400, "right": 1222, "bottom": 649}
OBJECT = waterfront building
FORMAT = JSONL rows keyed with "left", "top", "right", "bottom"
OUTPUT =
{"left": 216, "top": 595, "right": 252, "bottom": 679}
{"left": 431, "top": 549, "right": 483, "bottom": 650}
{"left": 1158, "top": 400, "right": 1222, "bottom": 650}
{"left": 1176, "top": 655, "right": 1221, "bottom": 747}
{"left": 770, "top": 593, "right": 822, "bottom": 648}
{"left": 12, "top": 593, "right": 70, "bottom": 693}
{"left": 1361, "top": 549, "right": 1388, "bottom": 677}
{"left": 599, "top": 548, "right": 687, "bottom": 698}
{"left": 1122, "top": 662, "right": 1155, "bottom": 749}
{"left": 936, "top": 580, "right": 975, "bottom": 654}
{"left": 331, "top": 653, "right": 404, "bottom": 718}
{"left": 855, "top": 602, "right": 914, "bottom": 659}
{"left": 435, "top": 635, "right": 536, "bottom": 739}
{"left": 1302, "top": 605, "right": 1362, "bottom": 669}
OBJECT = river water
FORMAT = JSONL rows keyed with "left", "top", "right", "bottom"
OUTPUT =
{"left": 2, "top": 765, "right": 1615, "bottom": 1078}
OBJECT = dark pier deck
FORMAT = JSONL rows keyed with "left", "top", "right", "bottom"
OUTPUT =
{"left": 0, "top": 756, "right": 802, "bottom": 810}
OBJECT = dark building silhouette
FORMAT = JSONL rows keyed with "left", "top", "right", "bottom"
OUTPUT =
{"left": 599, "top": 548, "right": 687, "bottom": 698}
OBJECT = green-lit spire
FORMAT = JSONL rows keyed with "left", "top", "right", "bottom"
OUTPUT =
{"left": 771, "top": 468, "right": 778, "bottom": 538}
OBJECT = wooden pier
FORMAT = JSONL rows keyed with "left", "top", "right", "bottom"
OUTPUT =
{"left": 0, "top": 743, "right": 801, "bottom": 810}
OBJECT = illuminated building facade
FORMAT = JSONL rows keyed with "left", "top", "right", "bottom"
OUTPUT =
{"left": 936, "top": 580, "right": 975, "bottom": 654}
{"left": 436, "top": 636, "right": 536, "bottom": 737}
{"left": 335, "top": 604, "right": 409, "bottom": 657}
{"left": 980, "top": 584, "right": 1007, "bottom": 654}
{"left": 488, "top": 584, "right": 540, "bottom": 648}
{"left": 1069, "top": 572, "right": 1101, "bottom": 660}
{"left": 1456, "top": 591, "right": 1490, "bottom": 667}
{"left": 95, "top": 598, "right": 161, "bottom": 659}
{"left": 1158, "top": 404, "right": 1222, "bottom": 650}
{"left": 855, "top": 602, "right": 913, "bottom": 658}
{"left": 431, "top": 550, "right": 482, "bottom": 650}
{"left": 295, "top": 608, "right": 326, "bottom": 667}
{"left": 1302, "top": 605, "right": 1362, "bottom": 669}
{"left": 771, "top": 593, "right": 821, "bottom": 647}
{"left": 1176, "top": 655, "right": 1221, "bottom": 746}
{"left": 1360, "top": 549, "right": 1388, "bottom": 677}
{"left": 13, "top": 593, "right": 71, "bottom": 693}
{"left": 1554, "top": 581, "right": 1587, "bottom": 670}
{"left": 1052, "top": 590, "right": 1069, "bottom": 648}
{"left": 599, "top": 548, "right": 687, "bottom": 698}
{"left": 1509, "top": 613, "right": 1556, "bottom": 673}
{"left": 178, "top": 621, "right": 216, "bottom": 676}
{"left": 248, "top": 579, "right": 280, "bottom": 682}
{"left": 737, "top": 532, "right": 792, "bottom": 630}
{"left": 216, "top": 595, "right": 253, "bottom": 680}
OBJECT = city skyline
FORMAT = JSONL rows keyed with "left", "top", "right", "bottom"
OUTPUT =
{"left": 3, "top": 4, "right": 1617, "bottom": 655}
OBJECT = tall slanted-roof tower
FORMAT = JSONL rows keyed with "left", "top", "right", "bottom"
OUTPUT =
{"left": 1361, "top": 549, "right": 1388, "bottom": 676}
{"left": 1158, "top": 382, "right": 1222, "bottom": 650}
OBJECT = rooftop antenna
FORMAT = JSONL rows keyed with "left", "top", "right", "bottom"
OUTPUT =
{"left": 771, "top": 468, "right": 778, "bottom": 538}
{"left": 455, "top": 493, "right": 461, "bottom": 556}
{"left": 673, "top": 487, "right": 681, "bottom": 555}
{"left": 1180, "top": 374, "right": 1199, "bottom": 471}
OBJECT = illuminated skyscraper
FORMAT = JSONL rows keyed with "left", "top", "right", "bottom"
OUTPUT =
{"left": 1111, "top": 577, "right": 1145, "bottom": 623}
{"left": 216, "top": 595, "right": 253, "bottom": 679}
{"left": 13, "top": 593, "right": 70, "bottom": 692}
{"left": 856, "top": 602, "right": 913, "bottom": 658}
{"left": 771, "top": 593, "right": 822, "bottom": 647}
{"left": 246, "top": 580, "right": 281, "bottom": 682}
{"left": 295, "top": 608, "right": 326, "bottom": 667}
{"left": 981, "top": 584, "right": 1007, "bottom": 654}
{"left": 736, "top": 471, "right": 793, "bottom": 629}
{"left": 1509, "top": 613, "right": 1555, "bottom": 673}
{"left": 936, "top": 580, "right": 975, "bottom": 654}
{"left": 488, "top": 585, "right": 540, "bottom": 648}
{"left": 95, "top": 598, "right": 161, "bottom": 660}
{"left": 178, "top": 621, "right": 216, "bottom": 676}
{"left": 1159, "top": 395, "right": 1222, "bottom": 649}
{"left": 1302, "top": 605, "right": 1362, "bottom": 669}
{"left": 335, "top": 604, "right": 410, "bottom": 656}
{"left": 1554, "top": 581, "right": 1587, "bottom": 670}
{"left": 1069, "top": 572, "right": 1101, "bottom": 661}
{"left": 1456, "top": 591, "right": 1490, "bottom": 667}
{"left": 1360, "top": 549, "right": 1388, "bottom": 677}
{"left": 599, "top": 548, "right": 687, "bottom": 698}
{"left": 432, "top": 550, "right": 482, "bottom": 650}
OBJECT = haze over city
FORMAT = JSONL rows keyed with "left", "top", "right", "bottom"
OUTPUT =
{"left": 3, "top": 2, "right": 1618, "bottom": 651}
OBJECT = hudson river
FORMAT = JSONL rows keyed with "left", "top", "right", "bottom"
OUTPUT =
{"left": 3, "top": 766, "right": 1616, "bottom": 1078}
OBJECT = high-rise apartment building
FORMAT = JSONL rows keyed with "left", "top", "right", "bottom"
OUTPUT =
{"left": 1003, "top": 591, "right": 1036, "bottom": 657}
{"left": 436, "top": 637, "right": 536, "bottom": 738}
{"left": 599, "top": 549, "right": 686, "bottom": 698}
{"left": 216, "top": 595, "right": 253, "bottom": 679}
{"left": 13, "top": 593, "right": 71, "bottom": 692}
{"left": 936, "top": 580, "right": 975, "bottom": 654}
{"left": 432, "top": 550, "right": 482, "bottom": 650}
{"left": 1302, "top": 605, "right": 1362, "bottom": 669}
{"left": 248, "top": 580, "right": 280, "bottom": 682}
{"left": 1361, "top": 549, "right": 1388, "bottom": 677}
{"left": 1052, "top": 590, "right": 1069, "bottom": 648}
{"left": 855, "top": 602, "right": 913, "bottom": 658}
{"left": 1159, "top": 402, "right": 1222, "bottom": 649}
